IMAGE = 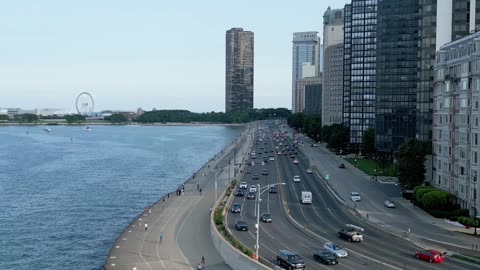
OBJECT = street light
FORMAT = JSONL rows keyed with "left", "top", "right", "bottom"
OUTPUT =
{"left": 210, "top": 167, "right": 223, "bottom": 201}
{"left": 255, "top": 182, "right": 286, "bottom": 260}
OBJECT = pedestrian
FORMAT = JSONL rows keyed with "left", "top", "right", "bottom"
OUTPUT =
{"left": 159, "top": 232, "right": 164, "bottom": 243}
{"left": 167, "top": 193, "right": 170, "bottom": 198}
{"left": 138, "top": 218, "right": 142, "bottom": 225}
{"left": 148, "top": 208, "right": 152, "bottom": 215}
{"left": 145, "top": 223, "right": 148, "bottom": 231}
{"left": 197, "top": 183, "right": 199, "bottom": 190}
{"left": 199, "top": 188, "right": 202, "bottom": 194}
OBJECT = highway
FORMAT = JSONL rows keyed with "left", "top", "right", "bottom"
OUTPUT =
{"left": 225, "top": 123, "right": 479, "bottom": 270}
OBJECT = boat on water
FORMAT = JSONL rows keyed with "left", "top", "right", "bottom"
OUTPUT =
{"left": 84, "top": 126, "right": 91, "bottom": 132}
{"left": 43, "top": 128, "right": 52, "bottom": 132}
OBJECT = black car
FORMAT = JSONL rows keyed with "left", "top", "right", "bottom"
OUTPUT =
{"left": 339, "top": 163, "right": 345, "bottom": 169}
{"left": 253, "top": 174, "right": 260, "bottom": 180}
{"left": 235, "top": 190, "right": 245, "bottom": 197}
{"left": 269, "top": 186, "right": 278, "bottom": 193}
{"left": 235, "top": 220, "right": 248, "bottom": 231}
{"left": 277, "top": 250, "right": 305, "bottom": 269}
{"left": 231, "top": 203, "right": 241, "bottom": 213}
{"left": 313, "top": 250, "right": 338, "bottom": 265}
{"left": 247, "top": 192, "right": 256, "bottom": 200}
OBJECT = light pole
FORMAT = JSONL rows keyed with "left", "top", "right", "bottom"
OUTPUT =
{"left": 255, "top": 183, "right": 286, "bottom": 260}
{"left": 210, "top": 167, "right": 223, "bottom": 201}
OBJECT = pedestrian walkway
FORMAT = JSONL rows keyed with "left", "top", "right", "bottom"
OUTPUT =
{"left": 105, "top": 128, "right": 254, "bottom": 270}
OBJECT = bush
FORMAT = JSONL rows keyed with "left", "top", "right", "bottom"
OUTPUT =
{"left": 422, "top": 190, "right": 452, "bottom": 210}
{"left": 413, "top": 186, "right": 436, "bottom": 205}
{"left": 458, "top": 216, "right": 480, "bottom": 227}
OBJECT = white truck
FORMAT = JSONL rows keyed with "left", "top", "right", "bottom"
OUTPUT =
{"left": 301, "top": 191, "right": 312, "bottom": 204}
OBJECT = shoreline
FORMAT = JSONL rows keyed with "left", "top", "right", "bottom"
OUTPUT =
{"left": 0, "top": 122, "right": 245, "bottom": 127}
{"left": 103, "top": 125, "right": 250, "bottom": 269}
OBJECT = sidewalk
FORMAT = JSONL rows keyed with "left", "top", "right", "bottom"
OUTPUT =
{"left": 105, "top": 128, "right": 254, "bottom": 270}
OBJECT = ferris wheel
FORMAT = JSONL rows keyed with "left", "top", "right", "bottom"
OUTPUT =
{"left": 75, "top": 92, "right": 94, "bottom": 116}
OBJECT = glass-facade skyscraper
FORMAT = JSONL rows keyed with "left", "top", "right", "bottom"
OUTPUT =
{"left": 343, "top": 0, "right": 377, "bottom": 144}
{"left": 225, "top": 28, "right": 254, "bottom": 113}
{"left": 291, "top": 32, "right": 320, "bottom": 113}
{"left": 375, "top": 0, "right": 419, "bottom": 151}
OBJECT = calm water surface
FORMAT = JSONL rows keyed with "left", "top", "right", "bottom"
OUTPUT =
{"left": 0, "top": 125, "right": 242, "bottom": 270}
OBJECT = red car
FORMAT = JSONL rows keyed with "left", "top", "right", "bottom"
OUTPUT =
{"left": 415, "top": 250, "right": 444, "bottom": 263}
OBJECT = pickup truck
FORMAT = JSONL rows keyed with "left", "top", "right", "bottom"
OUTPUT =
{"left": 338, "top": 228, "right": 363, "bottom": 242}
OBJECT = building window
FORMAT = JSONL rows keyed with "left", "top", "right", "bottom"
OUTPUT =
{"left": 473, "top": 152, "right": 478, "bottom": 164}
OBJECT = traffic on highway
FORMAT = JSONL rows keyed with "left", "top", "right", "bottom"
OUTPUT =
{"left": 224, "top": 121, "right": 479, "bottom": 270}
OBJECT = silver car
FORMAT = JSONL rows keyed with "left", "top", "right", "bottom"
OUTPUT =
{"left": 384, "top": 200, "right": 396, "bottom": 208}
{"left": 323, "top": 242, "right": 348, "bottom": 258}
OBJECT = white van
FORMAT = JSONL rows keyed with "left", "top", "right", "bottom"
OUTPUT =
{"left": 301, "top": 191, "right": 312, "bottom": 204}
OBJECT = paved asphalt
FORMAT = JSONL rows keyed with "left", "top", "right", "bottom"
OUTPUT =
{"left": 226, "top": 122, "right": 480, "bottom": 270}
{"left": 105, "top": 127, "right": 253, "bottom": 270}
{"left": 298, "top": 132, "right": 480, "bottom": 255}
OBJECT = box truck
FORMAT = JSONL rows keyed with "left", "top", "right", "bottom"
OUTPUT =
{"left": 301, "top": 191, "right": 312, "bottom": 204}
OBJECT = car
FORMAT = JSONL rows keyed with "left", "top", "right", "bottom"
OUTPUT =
{"left": 249, "top": 185, "right": 257, "bottom": 192}
{"left": 253, "top": 174, "right": 259, "bottom": 180}
{"left": 269, "top": 156, "right": 275, "bottom": 161}
{"left": 277, "top": 151, "right": 282, "bottom": 155}
{"left": 293, "top": 159, "right": 299, "bottom": 164}
{"left": 231, "top": 203, "right": 241, "bottom": 213}
{"left": 251, "top": 161, "right": 255, "bottom": 166}
{"left": 415, "top": 250, "right": 445, "bottom": 263}
{"left": 251, "top": 155, "right": 256, "bottom": 159}
{"left": 239, "top": 182, "right": 248, "bottom": 189}
{"left": 262, "top": 169, "right": 268, "bottom": 175}
{"left": 261, "top": 213, "right": 272, "bottom": 223}
{"left": 247, "top": 192, "right": 256, "bottom": 200}
{"left": 339, "top": 163, "right": 345, "bottom": 168}
{"left": 338, "top": 228, "right": 363, "bottom": 242}
{"left": 351, "top": 192, "right": 361, "bottom": 202}
{"left": 269, "top": 186, "right": 278, "bottom": 193}
{"left": 323, "top": 243, "right": 348, "bottom": 258}
{"left": 384, "top": 200, "right": 396, "bottom": 208}
{"left": 276, "top": 250, "right": 305, "bottom": 269}
{"left": 235, "top": 220, "right": 249, "bottom": 231}
{"left": 293, "top": 175, "right": 301, "bottom": 182}
{"left": 235, "top": 190, "right": 245, "bottom": 197}
{"left": 313, "top": 250, "right": 338, "bottom": 265}
{"left": 306, "top": 169, "right": 313, "bottom": 174}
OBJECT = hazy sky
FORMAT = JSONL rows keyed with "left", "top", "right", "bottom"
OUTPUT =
{"left": 1, "top": 0, "right": 349, "bottom": 112}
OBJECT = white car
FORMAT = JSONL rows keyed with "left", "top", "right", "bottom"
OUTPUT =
{"left": 239, "top": 182, "right": 248, "bottom": 189}
{"left": 323, "top": 242, "right": 348, "bottom": 258}
{"left": 306, "top": 169, "right": 313, "bottom": 174}
{"left": 293, "top": 159, "right": 299, "bottom": 164}
{"left": 384, "top": 200, "right": 396, "bottom": 208}
{"left": 293, "top": 176, "right": 301, "bottom": 182}
{"left": 351, "top": 192, "right": 361, "bottom": 202}
{"left": 249, "top": 185, "right": 257, "bottom": 193}
{"left": 269, "top": 156, "right": 275, "bottom": 161}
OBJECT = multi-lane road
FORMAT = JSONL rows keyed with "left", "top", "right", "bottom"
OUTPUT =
{"left": 225, "top": 123, "right": 479, "bottom": 270}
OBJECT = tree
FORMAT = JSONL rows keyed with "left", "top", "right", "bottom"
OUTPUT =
{"left": 0, "top": 115, "right": 8, "bottom": 121}
{"left": 396, "top": 139, "right": 426, "bottom": 189}
{"left": 361, "top": 128, "right": 375, "bottom": 157}
{"left": 64, "top": 114, "right": 86, "bottom": 124}
{"left": 106, "top": 114, "right": 128, "bottom": 124}
{"left": 15, "top": 114, "right": 38, "bottom": 122}
{"left": 287, "top": 113, "right": 305, "bottom": 130}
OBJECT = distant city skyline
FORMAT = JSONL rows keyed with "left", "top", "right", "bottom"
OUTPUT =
{"left": 0, "top": 0, "right": 349, "bottom": 112}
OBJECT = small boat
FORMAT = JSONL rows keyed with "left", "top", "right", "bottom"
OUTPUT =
{"left": 43, "top": 128, "right": 51, "bottom": 132}
{"left": 84, "top": 126, "right": 91, "bottom": 132}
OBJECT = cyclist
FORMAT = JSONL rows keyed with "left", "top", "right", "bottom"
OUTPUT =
{"left": 209, "top": 207, "right": 212, "bottom": 214}
{"left": 159, "top": 232, "right": 164, "bottom": 243}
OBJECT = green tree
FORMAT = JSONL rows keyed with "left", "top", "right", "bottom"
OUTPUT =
{"left": 361, "top": 128, "right": 375, "bottom": 157}
{"left": 396, "top": 139, "right": 426, "bottom": 189}
{"left": 15, "top": 114, "right": 38, "bottom": 122}
{"left": 0, "top": 115, "right": 8, "bottom": 121}
{"left": 287, "top": 113, "right": 305, "bottom": 130}
{"left": 64, "top": 114, "right": 86, "bottom": 124}
{"left": 106, "top": 114, "right": 128, "bottom": 124}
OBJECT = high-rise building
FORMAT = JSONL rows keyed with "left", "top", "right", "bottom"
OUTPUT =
{"left": 295, "top": 76, "right": 322, "bottom": 113}
{"left": 225, "top": 28, "right": 254, "bottom": 113}
{"left": 292, "top": 32, "right": 320, "bottom": 112}
{"left": 343, "top": 0, "right": 377, "bottom": 144}
{"left": 416, "top": 0, "right": 437, "bottom": 143}
{"left": 304, "top": 82, "right": 323, "bottom": 116}
{"left": 436, "top": 0, "right": 480, "bottom": 51}
{"left": 375, "top": 0, "right": 419, "bottom": 152}
{"left": 433, "top": 32, "right": 480, "bottom": 216}
{"left": 322, "top": 7, "right": 344, "bottom": 126}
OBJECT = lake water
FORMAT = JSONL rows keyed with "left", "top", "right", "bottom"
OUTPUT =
{"left": 0, "top": 125, "right": 242, "bottom": 270}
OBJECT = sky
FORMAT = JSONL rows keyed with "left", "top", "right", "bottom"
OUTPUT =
{"left": 0, "top": 0, "right": 349, "bottom": 113}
